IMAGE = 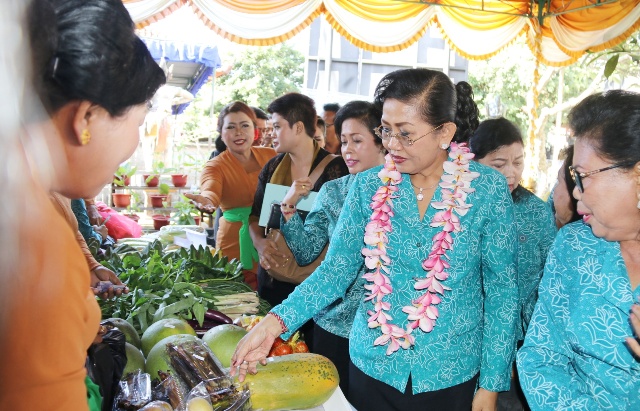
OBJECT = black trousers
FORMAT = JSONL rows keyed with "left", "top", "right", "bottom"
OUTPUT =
{"left": 257, "top": 268, "right": 314, "bottom": 351}
{"left": 349, "top": 361, "right": 479, "bottom": 411}
{"left": 312, "top": 324, "right": 350, "bottom": 397}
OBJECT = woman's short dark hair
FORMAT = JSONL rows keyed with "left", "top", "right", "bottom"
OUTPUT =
{"left": 323, "top": 103, "right": 340, "bottom": 114}
{"left": 568, "top": 90, "right": 640, "bottom": 169}
{"left": 558, "top": 145, "right": 580, "bottom": 223}
{"left": 316, "top": 116, "right": 326, "bottom": 135}
{"left": 334, "top": 100, "right": 383, "bottom": 147}
{"left": 468, "top": 117, "right": 524, "bottom": 160}
{"left": 373, "top": 69, "right": 479, "bottom": 143}
{"left": 252, "top": 106, "right": 269, "bottom": 121}
{"left": 217, "top": 101, "right": 257, "bottom": 135}
{"left": 268, "top": 93, "right": 317, "bottom": 138}
{"left": 29, "top": 0, "right": 165, "bottom": 117}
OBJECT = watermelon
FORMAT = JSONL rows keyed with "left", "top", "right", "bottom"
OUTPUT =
{"left": 201, "top": 324, "right": 247, "bottom": 368}
{"left": 140, "top": 318, "right": 196, "bottom": 356}
{"left": 122, "top": 342, "right": 145, "bottom": 378}
{"left": 104, "top": 318, "right": 142, "bottom": 349}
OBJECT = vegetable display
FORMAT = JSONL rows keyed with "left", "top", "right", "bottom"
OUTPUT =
{"left": 99, "top": 241, "right": 270, "bottom": 334}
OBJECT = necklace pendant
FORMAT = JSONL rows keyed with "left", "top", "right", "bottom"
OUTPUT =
{"left": 416, "top": 193, "right": 424, "bottom": 201}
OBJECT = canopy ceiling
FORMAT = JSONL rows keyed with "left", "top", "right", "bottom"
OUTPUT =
{"left": 123, "top": 0, "right": 640, "bottom": 67}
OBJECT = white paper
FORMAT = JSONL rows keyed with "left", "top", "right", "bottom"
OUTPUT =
{"left": 258, "top": 183, "right": 318, "bottom": 227}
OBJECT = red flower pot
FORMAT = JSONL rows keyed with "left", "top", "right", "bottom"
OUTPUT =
{"left": 193, "top": 215, "right": 201, "bottom": 225}
{"left": 112, "top": 193, "right": 131, "bottom": 208}
{"left": 149, "top": 194, "right": 168, "bottom": 208}
{"left": 143, "top": 174, "right": 159, "bottom": 187}
{"left": 124, "top": 213, "right": 139, "bottom": 223}
{"left": 113, "top": 175, "right": 130, "bottom": 186}
{"left": 152, "top": 215, "right": 170, "bottom": 230}
{"left": 171, "top": 174, "right": 188, "bottom": 187}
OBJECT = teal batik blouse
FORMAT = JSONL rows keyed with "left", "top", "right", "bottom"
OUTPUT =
{"left": 512, "top": 186, "right": 557, "bottom": 341}
{"left": 517, "top": 222, "right": 640, "bottom": 410}
{"left": 271, "top": 161, "right": 519, "bottom": 394}
{"left": 280, "top": 174, "right": 362, "bottom": 339}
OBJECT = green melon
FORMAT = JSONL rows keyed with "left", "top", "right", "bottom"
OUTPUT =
{"left": 104, "top": 318, "right": 142, "bottom": 349}
{"left": 140, "top": 318, "right": 196, "bottom": 357}
{"left": 144, "top": 334, "right": 200, "bottom": 382}
{"left": 122, "top": 342, "right": 145, "bottom": 378}
{"left": 202, "top": 324, "right": 247, "bottom": 368}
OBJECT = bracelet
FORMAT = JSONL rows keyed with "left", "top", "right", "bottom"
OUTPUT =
{"left": 269, "top": 312, "right": 288, "bottom": 334}
{"left": 280, "top": 202, "right": 296, "bottom": 209}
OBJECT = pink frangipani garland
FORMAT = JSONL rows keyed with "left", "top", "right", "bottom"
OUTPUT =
{"left": 362, "top": 142, "right": 480, "bottom": 355}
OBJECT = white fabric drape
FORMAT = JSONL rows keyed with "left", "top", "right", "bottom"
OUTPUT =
{"left": 124, "top": 0, "right": 640, "bottom": 66}
{"left": 124, "top": 0, "right": 179, "bottom": 22}
{"left": 323, "top": 0, "right": 435, "bottom": 49}
{"left": 191, "top": 0, "right": 322, "bottom": 40}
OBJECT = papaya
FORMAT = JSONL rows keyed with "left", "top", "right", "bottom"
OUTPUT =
{"left": 238, "top": 353, "right": 339, "bottom": 410}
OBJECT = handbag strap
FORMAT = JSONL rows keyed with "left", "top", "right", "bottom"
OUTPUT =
{"left": 308, "top": 154, "right": 338, "bottom": 186}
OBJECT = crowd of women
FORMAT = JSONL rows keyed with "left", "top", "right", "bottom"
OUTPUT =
{"left": 1, "top": 0, "right": 639, "bottom": 410}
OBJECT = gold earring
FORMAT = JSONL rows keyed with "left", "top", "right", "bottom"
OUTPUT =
{"left": 80, "top": 129, "right": 91, "bottom": 145}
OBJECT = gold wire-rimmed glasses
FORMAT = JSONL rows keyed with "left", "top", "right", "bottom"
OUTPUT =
{"left": 373, "top": 124, "right": 444, "bottom": 146}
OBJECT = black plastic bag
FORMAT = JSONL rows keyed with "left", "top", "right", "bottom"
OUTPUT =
{"left": 86, "top": 324, "right": 127, "bottom": 411}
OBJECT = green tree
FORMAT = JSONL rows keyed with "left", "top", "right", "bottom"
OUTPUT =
{"left": 214, "top": 43, "right": 304, "bottom": 112}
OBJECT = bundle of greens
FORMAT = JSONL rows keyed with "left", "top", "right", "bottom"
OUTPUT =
{"left": 100, "top": 241, "right": 270, "bottom": 334}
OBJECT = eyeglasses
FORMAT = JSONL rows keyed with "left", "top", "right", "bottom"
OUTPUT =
{"left": 569, "top": 163, "right": 631, "bottom": 192}
{"left": 373, "top": 124, "right": 444, "bottom": 147}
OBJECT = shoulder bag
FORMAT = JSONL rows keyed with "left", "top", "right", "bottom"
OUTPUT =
{"left": 265, "top": 154, "right": 337, "bottom": 284}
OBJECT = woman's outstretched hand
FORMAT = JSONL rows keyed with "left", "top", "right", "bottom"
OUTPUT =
{"left": 230, "top": 314, "right": 283, "bottom": 381}
{"left": 184, "top": 193, "right": 215, "bottom": 213}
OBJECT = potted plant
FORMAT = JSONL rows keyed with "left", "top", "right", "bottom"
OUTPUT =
{"left": 123, "top": 191, "right": 141, "bottom": 222}
{"left": 152, "top": 213, "right": 171, "bottom": 230}
{"left": 170, "top": 173, "right": 188, "bottom": 187}
{"left": 149, "top": 183, "right": 170, "bottom": 208}
{"left": 112, "top": 192, "right": 131, "bottom": 208}
{"left": 113, "top": 161, "right": 137, "bottom": 187}
{"left": 172, "top": 195, "right": 201, "bottom": 225}
{"left": 143, "top": 161, "right": 173, "bottom": 187}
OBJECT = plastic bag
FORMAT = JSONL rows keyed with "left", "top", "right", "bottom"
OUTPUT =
{"left": 114, "top": 370, "right": 152, "bottom": 411}
{"left": 96, "top": 201, "right": 142, "bottom": 239}
{"left": 177, "top": 378, "right": 251, "bottom": 411}
{"left": 87, "top": 324, "right": 127, "bottom": 411}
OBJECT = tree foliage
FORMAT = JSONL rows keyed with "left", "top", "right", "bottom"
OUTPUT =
{"left": 215, "top": 43, "right": 304, "bottom": 112}
{"left": 178, "top": 43, "right": 305, "bottom": 142}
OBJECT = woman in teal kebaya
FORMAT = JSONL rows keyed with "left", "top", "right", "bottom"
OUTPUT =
{"left": 232, "top": 69, "right": 519, "bottom": 411}
{"left": 469, "top": 118, "right": 557, "bottom": 411}
{"left": 278, "top": 101, "right": 385, "bottom": 396}
{"left": 517, "top": 90, "right": 640, "bottom": 410}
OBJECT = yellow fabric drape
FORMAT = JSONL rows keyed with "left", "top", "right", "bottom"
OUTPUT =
{"left": 333, "top": 0, "right": 426, "bottom": 22}
{"left": 124, "top": 0, "right": 640, "bottom": 67}
{"left": 213, "top": 0, "right": 306, "bottom": 14}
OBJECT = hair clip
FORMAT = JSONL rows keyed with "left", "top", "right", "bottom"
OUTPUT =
{"left": 51, "top": 56, "right": 59, "bottom": 79}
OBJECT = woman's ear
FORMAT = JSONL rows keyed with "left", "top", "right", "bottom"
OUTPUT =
{"left": 71, "top": 101, "right": 95, "bottom": 146}
{"left": 439, "top": 122, "right": 457, "bottom": 146}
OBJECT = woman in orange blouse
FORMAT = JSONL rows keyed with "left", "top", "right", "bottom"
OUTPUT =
{"left": 187, "top": 101, "right": 276, "bottom": 288}
{"left": 0, "top": 1, "right": 165, "bottom": 410}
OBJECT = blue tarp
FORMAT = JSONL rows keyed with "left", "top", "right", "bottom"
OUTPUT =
{"left": 141, "top": 37, "right": 221, "bottom": 114}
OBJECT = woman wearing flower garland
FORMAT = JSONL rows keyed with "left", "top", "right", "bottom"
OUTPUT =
{"left": 232, "top": 69, "right": 519, "bottom": 411}
{"left": 517, "top": 90, "right": 640, "bottom": 410}
{"left": 469, "top": 118, "right": 557, "bottom": 411}
{"left": 278, "top": 101, "right": 385, "bottom": 396}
